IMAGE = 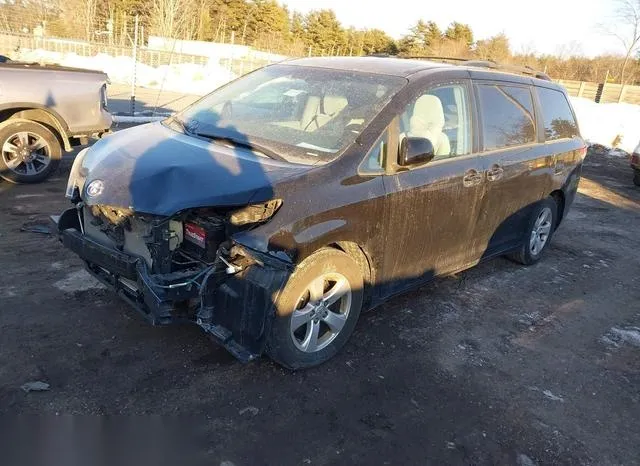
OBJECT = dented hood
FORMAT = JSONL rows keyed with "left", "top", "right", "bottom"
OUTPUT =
{"left": 73, "top": 122, "right": 311, "bottom": 216}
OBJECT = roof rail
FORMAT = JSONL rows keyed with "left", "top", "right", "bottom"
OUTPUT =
{"left": 462, "top": 60, "right": 552, "bottom": 81}
{"left": 403, "top": 56, "right": 470, "bottom": 63}
{"left": 382, "top": 55, "right": 552, "bottom": 81}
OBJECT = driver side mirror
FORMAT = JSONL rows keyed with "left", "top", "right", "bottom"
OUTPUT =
{"left": 398, "top": 137, "right": 435, "bottom": 167}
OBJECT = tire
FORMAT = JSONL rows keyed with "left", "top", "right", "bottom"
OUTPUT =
{"left": 0, "top": 120, "right": 62, "bottom": 184}
{"left": 634, "top": 169, "right": 640, "bottom": 187}
{"left": 267, "top": 248, "right": 364, "bottom": 370}
{"left": 507, "top": 197, "right": 558, "bottom": 266}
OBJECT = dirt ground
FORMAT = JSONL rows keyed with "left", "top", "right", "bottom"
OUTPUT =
{"left": 1, "top": 150, "right": 639, "bottom": 465}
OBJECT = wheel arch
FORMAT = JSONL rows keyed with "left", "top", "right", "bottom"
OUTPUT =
{"left": 328, "top": 241, "right": 375, "bottom": 307}
{"left": 0, "top": 104, "right": 70, "bottom": 151}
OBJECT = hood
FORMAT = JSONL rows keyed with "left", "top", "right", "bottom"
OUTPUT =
{"left": 74, "top": 122, "right": 311, "bottom": 216}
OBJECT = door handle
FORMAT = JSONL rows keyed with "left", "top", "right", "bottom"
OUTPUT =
{"left": 486, "top": 165, "right": 504, "bottom": 182}
{"left": 463, "top": 169, "right": 483, "bottom": 187}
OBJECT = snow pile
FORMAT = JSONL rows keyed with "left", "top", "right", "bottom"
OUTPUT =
{"left": 15, "top": 49, "right": 237, "bottom": 95}
{"left": 570, "top": 97, "right": 640, "bottom": 155}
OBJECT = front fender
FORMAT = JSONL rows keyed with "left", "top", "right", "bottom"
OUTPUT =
{"left": 233, "top": 214, "right": 360, "bottom": 265}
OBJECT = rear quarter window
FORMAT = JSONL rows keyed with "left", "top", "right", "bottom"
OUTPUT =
{"left": 477, "top": 84, "right": 536, "bottom": 151}
{"left": 536, "top": 87, "right": 579, "bottom": 141}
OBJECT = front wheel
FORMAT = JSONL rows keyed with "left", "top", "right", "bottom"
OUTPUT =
{"left": 507, "top": 197, "right": 558, "bottom": 265}
{"left": 633, "top": 169, "right": 640, "bottom": 187}
{"left": 0, "top": 120, "right": 62, "bottom": 184}
{"left": 267, "top": 248, "right": 364, "bottom": 370}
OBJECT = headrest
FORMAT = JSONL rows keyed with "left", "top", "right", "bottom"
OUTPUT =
{"left": 412, "top": 95, "right": 445, "bottom": 129}
{"left": 323, "top": 95, "right": 348, "bottom": 115}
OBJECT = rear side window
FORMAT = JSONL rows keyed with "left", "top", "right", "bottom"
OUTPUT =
{"left": 536, "top": 87, "right": 579, "bottom": 141}
{"left": 477, "top": 84, "right": 536, "bottom": 151}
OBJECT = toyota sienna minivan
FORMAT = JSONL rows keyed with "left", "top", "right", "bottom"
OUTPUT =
{"left": 55, "top": 57, "right": 586, "bottom": 369}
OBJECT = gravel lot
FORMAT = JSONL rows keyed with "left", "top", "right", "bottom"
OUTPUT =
{"left": 1, "top": 150, "right": 638, "bottom": 465}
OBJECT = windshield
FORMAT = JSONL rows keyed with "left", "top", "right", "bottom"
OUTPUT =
{"left": 174, "top": 64, "right": 406, "bottom": 164}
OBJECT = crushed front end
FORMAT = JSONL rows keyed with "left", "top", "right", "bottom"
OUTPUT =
{"left": 54, "top": 190, "right": 290, "bottom": 362}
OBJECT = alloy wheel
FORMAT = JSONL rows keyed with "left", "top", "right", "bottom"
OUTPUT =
{"left": 529, "top": 207, "right": 553, "bottom": 255}
{"left": 2, "top": 131, "right": 52, "bottom": 177}
{"left": 289, "top": 272, "right": 353, "bottom": 353}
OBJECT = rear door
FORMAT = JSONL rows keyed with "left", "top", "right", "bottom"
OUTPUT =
{"left": 473, "top": 81, "right": 552, "bottom": 256}
{"left": 535, "top": 86, "right": 583, "bottom": 180}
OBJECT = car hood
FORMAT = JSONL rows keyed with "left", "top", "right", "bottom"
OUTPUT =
{"left": 73, "top": 122, "right": 311, "bottom": 216}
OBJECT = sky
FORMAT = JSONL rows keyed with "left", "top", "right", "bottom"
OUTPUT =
{"left": 281, "top": 0, "right": 623, "bottom": 57}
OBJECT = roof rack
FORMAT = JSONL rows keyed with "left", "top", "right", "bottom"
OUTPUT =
{"left": 462, "top": 60, "right": 551, "bottom": 81}
{"left": 372, "top": 55, "right": 552, "bottom": 81}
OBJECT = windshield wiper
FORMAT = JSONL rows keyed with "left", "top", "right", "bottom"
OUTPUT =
{"left": 166, "top": 116, "right": 192, "bottom": 135}
{"left": 193, "top": 131, "right": 286, "bottom": 162}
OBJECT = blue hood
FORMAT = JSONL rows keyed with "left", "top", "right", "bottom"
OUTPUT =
{"left": 74, "top": 122, "right": 310, "bottom": 216}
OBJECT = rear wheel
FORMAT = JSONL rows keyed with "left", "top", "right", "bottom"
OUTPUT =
{"left": 633, "top": 169, "right": 640, "bottom": 187}
{"left": 0, "top": 120, "right": 61, "bottom": 183}
{"left": 267, "top": 248, "right": 364, "bottom": 370}
{"left": 507, "top": 197, "right": 557, "bottom": 265}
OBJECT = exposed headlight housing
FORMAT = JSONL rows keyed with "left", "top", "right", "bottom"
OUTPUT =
{"left": 228, "top": 199, "right": 282, "bottom": 226}
{"left": 66, "top": 148, "right": 89, "bottom": 199}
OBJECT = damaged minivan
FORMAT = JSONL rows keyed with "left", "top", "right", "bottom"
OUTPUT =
{"left": 55, "top": 57, "right": 586, "bottom": 369}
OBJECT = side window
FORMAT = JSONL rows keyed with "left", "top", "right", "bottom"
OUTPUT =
{"left": 536, "top": 87, "right": 579, "bottom": 141}
{"left": 477, "top": 84, "right": 536, "bottom": 151}
{"left": 399, "top": 83, "right": 472, "bottom": 160}
{"left": 361, "top": 131, "right": 388, "bottom": 173}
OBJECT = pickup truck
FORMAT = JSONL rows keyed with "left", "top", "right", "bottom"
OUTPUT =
{"left": 0, "top": 62, "right": 112, "bottom": 183}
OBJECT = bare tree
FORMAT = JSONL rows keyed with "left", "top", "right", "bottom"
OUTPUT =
{"left": 149, "top": 0, "right": 196, "bottom": 40}
{"left": 606, "top": 0, "right": 640, "bottom": 84}
{"left": 80, "top": 0, "right": 98, "bottom": 42}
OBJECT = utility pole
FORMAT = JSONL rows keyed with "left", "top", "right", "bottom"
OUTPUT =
{"left": 130, "top": 14, "right": 139, "bottom": 116}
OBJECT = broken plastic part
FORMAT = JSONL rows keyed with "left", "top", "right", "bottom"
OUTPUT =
{"left": 219, "top": 255, "right": 242, "bottom": 274}
{"left": 228, "top": 199, "right": 282, "bottom": 226}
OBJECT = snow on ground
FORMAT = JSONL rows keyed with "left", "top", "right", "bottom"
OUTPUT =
{"left": 16, "top": 49, "right": 237, "bottom": 96}
{"left": 570, "top": 97, "right": 640, "bottom": 155}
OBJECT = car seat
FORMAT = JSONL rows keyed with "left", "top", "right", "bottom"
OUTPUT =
{"left": 408, "top": 95, "right": 451, "bottom": 157}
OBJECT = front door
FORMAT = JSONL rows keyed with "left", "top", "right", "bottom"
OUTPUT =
{"left": 381, "top": 80, "right": 485, "bottom": 294}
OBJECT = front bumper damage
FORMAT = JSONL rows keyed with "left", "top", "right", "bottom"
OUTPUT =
{"left": 53, "top": 207, "right": 290, "bottom": 362}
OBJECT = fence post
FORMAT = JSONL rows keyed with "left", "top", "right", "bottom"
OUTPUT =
{"left": 578, "top": 81, "right": 586, "bottom": 98}
{"left": 595, "top": 83, "right": 604, "bottom": 103}
{"left": 619, "top": 85, "right": 628, "bottom": 103}
{"left": 130, "top": 15, "right": 139, "bottom": 116}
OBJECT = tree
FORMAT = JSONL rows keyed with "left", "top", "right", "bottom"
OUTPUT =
{"left": 444, "top": 22, "right": 473, "bottom": 47}
{"left": 361, "top": 29, "right": 397, "bottom": 55}
{"left": 291, "top": 11, "right": 305, "bottom": 42}
{"left": 475, "top": 33, "right": 511, "bottom": 62}
{"left": 398, "top": 20, "right": 442, "bottom": 55}
{"left": 304, "top": 9, "right": 344, "bottom": 55}
{"left": 606, "top": 0, "right": 640, "bottom": 84}
{"left": 247, "top": 0, "right": 290, "bottom": 46}
{"left": 149, "top": 0, "right": 197, "bottom": 39}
